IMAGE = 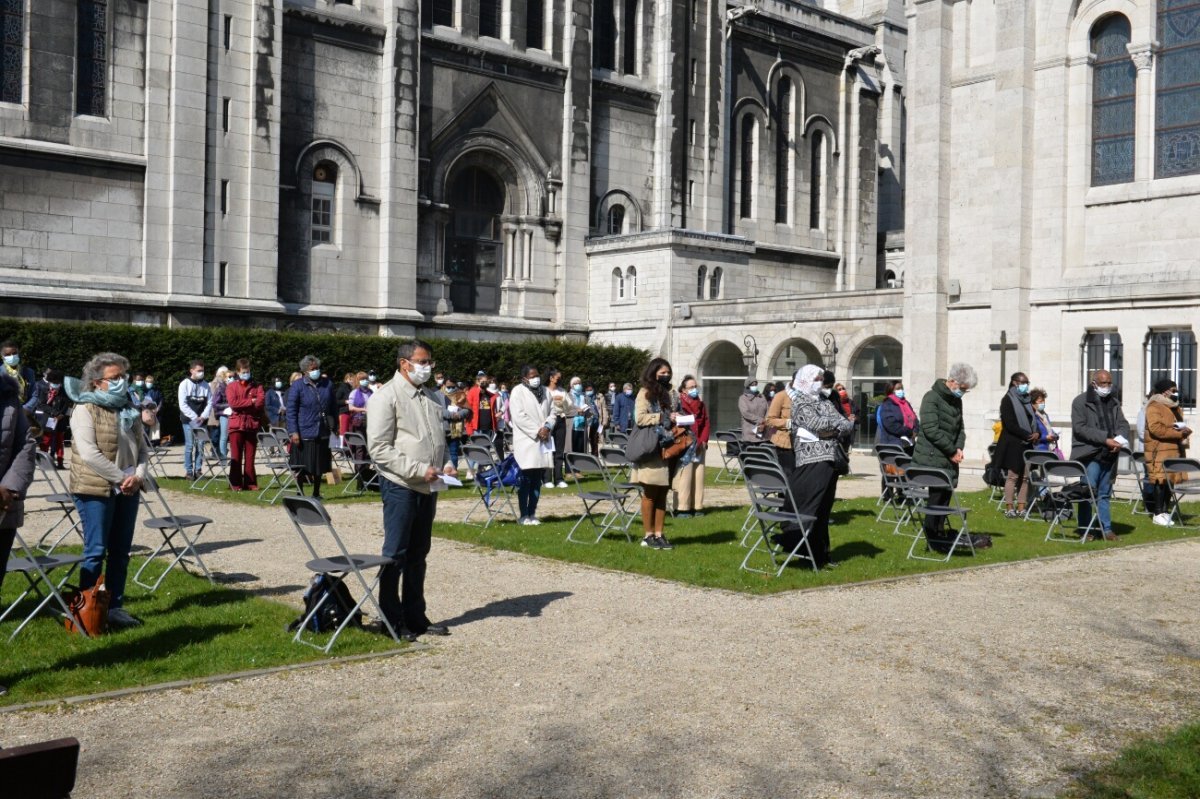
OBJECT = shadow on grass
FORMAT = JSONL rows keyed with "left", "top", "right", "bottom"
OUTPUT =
{"left": 160, "top": 587, "right": 255, "bottom": 614}
{"left": 679, "top": 530, "right": 737, "bottom": 545}
{"left": 829, "top": 540, "right": 885, "bottom": 561}
{"left": 438, "top": 591, "right": 573, "bottom": 628}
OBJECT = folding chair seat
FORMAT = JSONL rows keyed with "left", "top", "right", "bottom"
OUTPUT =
{"left": 0, "top": 530, "right": 87, "bottom": 640}
{"left": 337, "top": 431, "right": 381, "bottom": 496}
{"left": 256, "top": 431, "right": 305, "bottom": 504}
{"left": 133, "top": 476, "right": 215, "bottom": 591}
{"left": 713, "top": 430, "right": 744, "bottom": 483}
{"left": 31, "top": 451, "right": 84, "bottom": 555}
{"left": 462, "top": 444, "right": 520, "bottom": 529}
{"left": 739, "top": 460, "right": 818, "bottom": 575}
{"left": 1040, "top": 460, "right": 1100, "bottom": 542}
{"left": 282, "top": 495, "right": 404, "bottom": 652}
{"left": 0, "top": 736, "right": 80, "bottom": 799}
{"left": 1021, "top": 450, "right": 1062, "bottom": 522}
{"left": 564, "top": 452, "right": 638, "bottom": 543}
{"left": 1163, "top": 458, "right": 1200, "bottom": 528}
{"left": 189, "top": 427, "right": 227, "bottom": 491}
{"left": 903, "top": 467, "right": 974, "bottom": 561}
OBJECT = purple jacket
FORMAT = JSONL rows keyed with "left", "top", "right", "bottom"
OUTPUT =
{"left": 0, "top": 373, "right": 37, "bottom": 529}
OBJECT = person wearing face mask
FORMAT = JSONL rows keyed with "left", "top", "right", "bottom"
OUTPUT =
{"left": 1028, "top": 388, "right": 1060, "bottom": 455}
{"left": 912, "top": 363, "right": 992, "bottom": 552}
{"left": 347, "top": 372, "right": 372, "bottom": 432}
{"left": 66, "top": 352, "right": 150, "bottom": 629}
{"left": 994, "top": 372, "right": 1039, "bottom": 518}
{"left": 367, "top": 372, "right": 383, "bottom": 393}
{"left": 366, "top": 339, "right": 454, "bottom": 640}
{"left": 208, "top": 366, "right": 232, "bottom": 461}
{"left": 739, "top": 379, "right": 769, "bottom": 443}
{"left": 611, "top": 382, "right": 635, "bottom": 435}
{"left": 771, "top": 366, "right": 857, "bottom": 567}
{"left": 1143, "top": 378, "right": 1192, "bottom": 527}
{"left": 1, "top": 340, "right": 35, "bottom": 405}
{"left": 1069, "top": 369, "right": 1131, "bottom": 541}
{"left": 178, "top": 359, "right": 212, "bottom": 481}
{"left": 877, "top": 380, "right": 919, "bottom": 454}
{"left": 631, "top": 358, "right": 681, "bottom": 549}
{"left": 765, "top": 377, "right": 796, "bottom": 472}
{"left": 568, "top": 377, "right": 592, "bottom": 463}
{"left": 672, "top": 375, "right": 710, "bottom": 517}
{"left": 286, "top": 354, "right": 338, "bottom": 500}
{"left": 265, "top": 376, "right": 288, "bottom": 427}
{"left": 30, "top": 368, "right": 72, "bottom": 468}
{"left": 335, "top": 372, "right": 357, "bottom": 443}
{"left": 509, "top": 363, "right": 555, "bottom": 525}
{"left": 141, "top": 374, "right": 164, "bottom": 445}
{"left": 464, "top": 371, "right": 499, "bottom": 456}
{"left": 225, "top": 358, "right": 265, "bottom": 492}
{"left": 544, "top": 368, "right": 575, "bottom": 488}
{"left": 583, "top": 382, "right": 606, "bottom": 456}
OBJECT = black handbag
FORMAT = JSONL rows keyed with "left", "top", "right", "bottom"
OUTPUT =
{"left": 831, "top": 443, "right": 851, "bottom": 476}
{"left": 624, "top": 425, "right": 661, "bottom": 464}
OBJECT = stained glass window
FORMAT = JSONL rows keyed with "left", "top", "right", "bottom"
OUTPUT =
{"left": 1156, "top": 0, "right": 1200, "bottom": 178}
{"left": 1090, "top": 15, "right": 1135, "bottom": 186}
{"left": 76, "top": 0, "right": 107, "bottom": 116}
{"left": 1, "top": 0, "right": 23, "bottom": 104}
{"left": 775, "top": 78, "right": 792, "bottom": 224}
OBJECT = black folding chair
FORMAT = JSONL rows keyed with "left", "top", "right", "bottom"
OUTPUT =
{"left": 1163, "top": 458, "right": 1200, "bottom": 528}
{"left": 338, "top": 431, "right": 380, "bottom": 496}
{"left": 1040, "top": 460, "right": 1100, "bottom": 542}
{"left": 189, "top": 427, "right": 227, "bottom": 491}
{"left": 739, "top": 460, "right": 818, "bottom": 575}
{"left": 0, "top": 529, "right": 87, "bottom": 640}
{"left": 134, "top": 476, "right": 215, "bottom": 591}
{"left": 876, "top": 451, "right": 913, "bottom": 527}
{"left": 738, "top": 448, "right": 784, "bottom": 546}
{"left": 282, "top": 495, "right": 403, "bottom": 652}
{"left": 462, "top": 444, "right": 519, "bottom": 529}
{"left": 256, "top": 431, "right": 305, "bottom": 505}
{"left": 713, "top": 430, "right": 744, "bottom": 483}
{"left": 1021, "top": 449, "right": 1062, "bottom": 522}
{"left": 564, "top": 452, "right": 639, "bottom": 543}
{"left": 904, "top": 466, "right": 975, "bottom": 561}
{"left": 32, "top": 451, "right": 84, "bottom": 555}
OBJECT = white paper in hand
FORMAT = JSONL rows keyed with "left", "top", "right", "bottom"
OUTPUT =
{"left": 675, "top": 414, "right": 696, "bottom": 426}
{"left": 439, "top": 474, "right": 464, "bottom": 487}
{"left": 44, "top": 417, "right": 57, "bottom": 431}
{"left": 540, "top": 439, "right": 556, "bottom": 455}
{"left": 1114, "top": 435, "right": 1129, "bottom": 447}
{"left": 794, "top": 428, "right": 819, "bottom": 443}
{"left": 1175, "top": 422, "right": 1188, "bottom": 430}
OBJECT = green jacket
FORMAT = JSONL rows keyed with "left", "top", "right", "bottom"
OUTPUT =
{"left": 912, "top": 379, "right": 966, "bottom": 484}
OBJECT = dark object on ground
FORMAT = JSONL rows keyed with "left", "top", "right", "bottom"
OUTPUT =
{"left": 0, "top": 736, "right": 80, "bottom": 798}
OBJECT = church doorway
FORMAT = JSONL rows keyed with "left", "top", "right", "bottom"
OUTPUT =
{"left": 849, "top": 336, "right": 903, "bottom": 448}
{"left": 447, "top": 166, "right": 504, "bottom": 314}
{"left": 700, "top": 341, "right": 750, "bottom": 433}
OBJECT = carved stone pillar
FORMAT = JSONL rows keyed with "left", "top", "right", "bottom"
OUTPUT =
{"left": 1127, "top": 42, "right": 1157, "bottom": 183}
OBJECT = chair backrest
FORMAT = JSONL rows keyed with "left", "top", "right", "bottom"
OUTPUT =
{"left": 0, "top": 736, "right": 79, "bottom": 799}
{"left": 715, "top": 431, "right": 738, "bottom": 444}
{"left": 565, "top": 451, "right": 607, "bottom": 478}
{"left": 1024, "top": 450, "right": 1061, "bottom": 466}
{"left": 463, "top": 443, "right": 498, "bottom": 471}
{"left": 1042, "top": 459, "right": 1090, "bottom": 484}
{"left": 902, "top": 466, "right": 955, "bottom": 492}
{"left": 875, "top": 444, "right": 905, "bottom": 456}
{"left": 34, "top": 450, "right": 69, "bottom": 494}
{"left": 608, "top": 431, "right": 629, "bottom": 447}
{"left": 1163, "top": 458, "right": 1200, "bottom": 477}
{"left": 469, "top": 432, "right": 494, "bottom": 447}
{"left": 283, "top": 494, "right": 341, "bottom": 563}
{"left": 599, "top": 446, "right": 631, "bottom": 468}
{"left": 742, "top": 461, "right": 790, "bottom": 496}
{"left": 342, "top": 431, "right": 369, "bottom": 451}
{"left": 270, "top": 425, "right": 289, "bottom": 440}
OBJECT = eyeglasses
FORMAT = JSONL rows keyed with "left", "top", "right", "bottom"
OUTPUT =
{"left": 405, "top": 358, "right": 435, "bottom": 367}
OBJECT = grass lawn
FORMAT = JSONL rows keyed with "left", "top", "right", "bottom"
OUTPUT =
{"left": 0, "top": 551, "right": 405, "bottom": 707}
{"left": 1060, "top": 721, "right": 1200, "bottom": 798}
{"left": 435, "top": 491, "right": 1200, "bottom": 595}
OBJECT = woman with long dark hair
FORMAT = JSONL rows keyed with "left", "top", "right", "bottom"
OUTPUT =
{"left": 630, "top": 357, "right": 679, "bottom": 549}
{"left": 995, "top": 371, "right": 1038, "bottom": 518}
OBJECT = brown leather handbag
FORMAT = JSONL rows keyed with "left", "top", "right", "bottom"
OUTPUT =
{"left": 64, "top": 576, "right": 110, "bottom": 636}
{"left": 661, "top": 427, "right": 694, "bottom": 461}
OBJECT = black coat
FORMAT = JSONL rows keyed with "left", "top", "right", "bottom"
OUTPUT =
{"left": 994, "top": 392, "right": 1035, "bottom": 473}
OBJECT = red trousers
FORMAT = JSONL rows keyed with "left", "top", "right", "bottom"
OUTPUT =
{"left": 41, "top": 429, "right": 65, "bottom": 464}
{"left": 228, "top": 430, "right": 259, "bottom": 489}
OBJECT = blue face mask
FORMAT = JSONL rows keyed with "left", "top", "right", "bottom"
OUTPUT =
{"left": 308, "top": 369, "right": 321, "bottom": 381}
{"left": 952, "top": 388, "right": 964, "bottom": 399}
{"left": 3, "top": 354, "right": 19, "bottom": 367}
{"left": 687, "top": 388, "right": 699, "bottom": 399}
{"left": 894, "top": 390, "right": 905, "bottom": 399}
{"left": 572, "top": 385, "right": 582, "bottom": 394}
{"left": 106, "top": 377, "right": 127, "bottom": 395}
{"left": 586, "top": 390, "right": 595, "bottom": 397}
{"left": 749, "top": 385, "right": 760, "bottom": 394}
{"left": 1016, "top": 383, "right": 1030, "bottom": 395}
{"left": 240, "top": 372, "right": 251, "bottom": 382}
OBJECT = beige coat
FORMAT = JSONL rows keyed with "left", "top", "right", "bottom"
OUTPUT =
{"left": 1144, "top": 395, "right": 1190, "bottom": 484}
{"left": 765, "top": 391, "right": 793, "bottom": 450}
{"left": 629, "top": 388, "right": 671, "bottom": 486}
{"left": 366, "top": 371, "right": 447, "bottom": 494}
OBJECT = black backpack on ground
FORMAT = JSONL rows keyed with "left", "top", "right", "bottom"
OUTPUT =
{"left": 289, "top": 573, "right": 363, "bottom": 633}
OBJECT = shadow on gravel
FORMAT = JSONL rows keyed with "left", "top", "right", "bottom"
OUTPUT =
{"left": 438, "top": 591, "right": 573, "bottom": 628}
{"left": 191, "top": 538, "right": 264, "bottom": 555}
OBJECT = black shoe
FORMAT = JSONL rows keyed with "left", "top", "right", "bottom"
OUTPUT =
{"left": 970, "top": 533, "right": 993, "bottom": 549}
{"left": 675, "top": 512, "right": 693, "bottom": 519}
{"left": 421, "top": 623, "right": 451, "bottom": 637}
{"left": 656, "top": 535, "right": 674, "bottom": 550}
{"left": 641, "top": 536, "right": 654, "bottom": 547}
{"left": 381, "top": 619, "right": 418, "bottom": 642}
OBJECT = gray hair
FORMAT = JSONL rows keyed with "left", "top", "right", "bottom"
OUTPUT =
{"left": 947, "top": 362, "right": 978, "bottom": 389}
{"left": 299, "top": 354, "right": 320, "bottom": 371}
{"left": 81, "top": 352, "right": 130, "bottom": 389}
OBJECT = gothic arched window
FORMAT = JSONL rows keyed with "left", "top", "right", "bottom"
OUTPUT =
{"left": 775, "top": 77, "right": 793, "bottom": 224}
{"left": 709, "top": 266, "right": 723, "bottom": 299}
{"left": 612, "top": 267, "right": 625, "bottom": 302}
{"left": 739, "top": 114, "right": 757, "bottom": 219}
{"left": 1091, "top": 14, "right": 1136, "bottom": 186}
{"left": 696, "top": 265, "right": 707, "bottom": 299}
{"left": 809, "top": 131, "right": 825, "bottom": 229}
{"left": 1156, "top": 0, "right": 1200, "bottom": 178}
{"left": 626, "top": 266, "right": 638, "bottom": 298}
{"left": 310, "top": 162, "right": 338, "bottom": 245}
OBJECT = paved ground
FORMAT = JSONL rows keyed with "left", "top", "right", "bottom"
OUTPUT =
{"left": 3, "top": 452, "right": 1197, "bottom": 798}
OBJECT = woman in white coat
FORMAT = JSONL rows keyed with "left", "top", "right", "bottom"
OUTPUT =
{"left": 509, "top": 364, "right": 556, "bottom": 525}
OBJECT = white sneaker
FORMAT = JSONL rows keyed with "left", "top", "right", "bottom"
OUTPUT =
{"left": 522, "top": 517, "right": 541, "bottom": 526}
{"left": 556, "top": 481, "right": 569, "bottom": 489}
{"left": 543, "top": 482, "right": 555, "bottom": 489}
{"left": 1153, "top": 513, "right": 1171, "bottom": 527}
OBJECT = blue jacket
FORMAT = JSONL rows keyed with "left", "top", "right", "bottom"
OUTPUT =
{"left": 265, "top": 386, "right": 288, "bottom": 426}
{"left": 286, "top": 377, "right": 337, "bottom": 440}
{"left": 612, "top": 392, "right": 635, "bottom": 432}
{"left": 877, "top": 396, "right": 920, "bottom": 448}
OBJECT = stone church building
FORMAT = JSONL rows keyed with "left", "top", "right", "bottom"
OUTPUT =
{"left": 0, "top": 0, "right": 1193, "bottom": 448}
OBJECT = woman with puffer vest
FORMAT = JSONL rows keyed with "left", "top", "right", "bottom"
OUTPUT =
{"left": 1144, "top": 378, "right": 1193, "bottom": 526}
{"left": 66, "top": 352, "right": 150, "bottom": 630}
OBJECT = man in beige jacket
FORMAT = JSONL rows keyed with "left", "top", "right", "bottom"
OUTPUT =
{"left": 367, "top": 339, "right": 454, "bottom": 640}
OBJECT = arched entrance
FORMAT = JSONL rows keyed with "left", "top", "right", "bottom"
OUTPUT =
{"left": 447, "top": 166, "right": 504, "bottom": 314}
{"left": 849, "top": 336, "right": 903, "bottom": 447}
{"left": 768, "top": 338, "right": 823, "bottom": 383}
{"left": 701, "top": 341, "right": 749, "bottom": 432}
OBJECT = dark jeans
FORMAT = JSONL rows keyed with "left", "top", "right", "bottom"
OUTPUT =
{"left": 74, "top": 492, "right": 140, "bottom": 609}
{"left": 0, "top": 527, "right": 14, "bottom": 596}
{"left": 446, "top": 436, "right": 462, "bottom": 469}
{"left": 519, "top": 468, "right": 545, "bottom": 518}
{"left": 552, "top": 420, "right": 567, "bottom": 482}
{"left": 379, "top": 479, "right": 437, "bottom": 631}
{"left": 570, "top": 429, "right": 587, "bottom": 464}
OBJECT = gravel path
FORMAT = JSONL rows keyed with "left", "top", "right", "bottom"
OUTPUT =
{"left": 3, "top": 458, "right": 1197, "bottom": 798}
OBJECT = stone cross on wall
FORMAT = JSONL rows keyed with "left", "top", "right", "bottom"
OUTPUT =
{"left": 988, "top": 330, "right": 1018, "bottom": 386}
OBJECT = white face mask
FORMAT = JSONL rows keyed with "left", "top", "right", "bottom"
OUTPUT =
{"left": 435, "top": 377, "right": 444, "bottom": 386}
{"left": 487, "top": 383, "right": 498, "bottom": 394}
{"left": 1094, "top": 385, "right": 1112, "bottom": 398}
{"left": 527, "top": 376, "right": 541, "bottom": 389}
{"left": 408, "top": 363, "right": 432, "bottom": 384}
{"left": 820, "top": 388, "right": 832, "bottom": 398}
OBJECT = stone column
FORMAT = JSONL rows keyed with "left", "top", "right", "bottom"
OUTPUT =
{"left": 1127, "top": 42, "right": 1156, "bottom": 183}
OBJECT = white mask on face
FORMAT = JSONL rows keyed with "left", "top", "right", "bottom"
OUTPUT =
{"left": 527, "top": 376, "right": 541, "bottom": 389}
{"left": 409, "top": 363, "right": 432, "bottom": 384}
{"left": 820, "top": 387, "right": 832, "bottom": 398}
{"left": 1094, "top": 385, "right": 1112, "bottom": 398}
{"left": 487, "top": 383, "right": 498, "bottom": 393}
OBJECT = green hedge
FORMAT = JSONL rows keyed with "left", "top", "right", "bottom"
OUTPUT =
{"left": 1, "top": 318, "right": 649, "bottom": 439}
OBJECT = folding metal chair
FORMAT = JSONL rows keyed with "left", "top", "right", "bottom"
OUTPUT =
{"left": 143, "top": 428, "right": 171, "bottom": 481}
{"left": 737, "top": 448, "right": 784, "bottom": 545}
{"left": 1163, "top": 458, "right": 1200, "bottom": 528}
{"left": 607, "top": 430, "right": 629, "bottom": 449}
{"left": 282, "top": 495, "right": 403, "bottom": 652}
{"left": 462, "top": 444, "right": 520, "bottom": 529}
{"left": 713, "top": 430, "right": 744, "bottom": 483}
{"left": 256, "top": 431, "right": 305, "bottom": 504}
{"left": 338, "top": 431, "right": 381, "bottom": 496}
{"left": 985, "top": 443, "right": 1007, "bottom": 508}
{"left": 739, "top": 460, "right": 818, "bottom": 575}
{"left": 876, "top": 451, "right": 912, "bottom": 525}
{"left": 133, "top": 476, "right": 214, "bottom": 591}
{"left": 1113, "top": 447, "right": 1148, "bottom": 511}
{"left": 599, "top": 445, "right": 634, "bottom": 484}
{"left": 1021, "top": 450, "right": 1062, "bottom": 522}
{"left": 31, "top": 451, "right": 84, "bottom": 555}
{"left": 1126, "top": 450, "right": 1152, "bottom": 515}
{"left": 904, "top": 466, "right": 975, "bottom": 561}
{"left": 189, "top": 427, "right": 227, "bottom": 491}
{"left": 563, "top": 452, "right": 639, "bottom": 543}
{"left": 1040, "top": 460, "right": 1100, "bottom": 543}
{"left": 0, "top": 529, "right": 87, "bottom": 640}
